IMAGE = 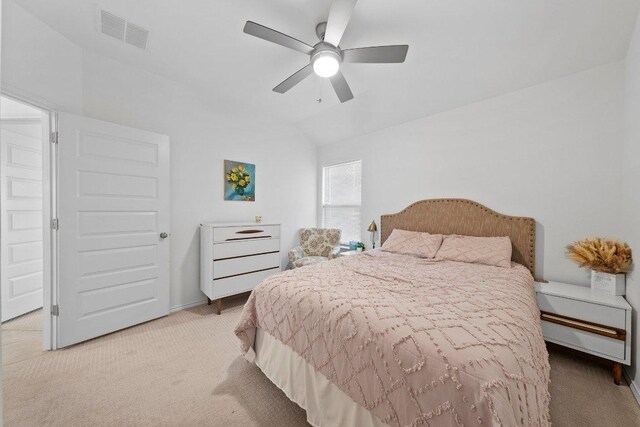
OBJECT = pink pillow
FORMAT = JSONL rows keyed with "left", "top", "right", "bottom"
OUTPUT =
{"left": 381, "top": 229, "right": 443, "bottom": 258}
{"left": 435, "top": 235, "right": 512, "bottom": 268}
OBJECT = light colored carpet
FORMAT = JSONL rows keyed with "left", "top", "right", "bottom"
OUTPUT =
{"left": 3, "top": 299, "right": 639, "bottom": 426}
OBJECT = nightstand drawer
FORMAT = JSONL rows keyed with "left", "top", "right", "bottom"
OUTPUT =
{"left": 541, "top": 320, "right": 625, "bottom": 360}
{"left": 536, "top": 293, "right": 626, "bottom": 329}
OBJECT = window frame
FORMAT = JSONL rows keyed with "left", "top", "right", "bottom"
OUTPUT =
{"left": 321, "top": 160, "right": 362, "bottom": 246}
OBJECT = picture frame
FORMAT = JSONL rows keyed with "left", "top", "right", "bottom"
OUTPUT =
{"left": 224, "top": 160, "right": 255, "bottom": 201}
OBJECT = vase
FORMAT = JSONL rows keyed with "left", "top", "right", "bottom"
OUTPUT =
{"left": 235, "top": 186, "right": 245, "bottom": 196}
{"left": 590, "top": 271, "right": 626, "bottom": 296}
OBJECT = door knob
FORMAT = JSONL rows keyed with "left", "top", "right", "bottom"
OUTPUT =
{"left": 160, "top": 232, "right": 168, "bottom": 239}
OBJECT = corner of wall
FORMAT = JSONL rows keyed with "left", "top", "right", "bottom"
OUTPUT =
{"left": 622, "top": 8, "right": 640, "bottom": 405}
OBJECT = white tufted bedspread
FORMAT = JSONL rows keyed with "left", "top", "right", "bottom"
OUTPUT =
{"left": 235, "top": 250, "right": 551, "bottom": 427}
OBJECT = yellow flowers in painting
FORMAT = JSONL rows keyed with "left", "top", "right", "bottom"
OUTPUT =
{"left": 566, "top": 238, "right": 633, "bottom": 274}
{"left": 227, "top": 168, "right": 249, "bottom": 190}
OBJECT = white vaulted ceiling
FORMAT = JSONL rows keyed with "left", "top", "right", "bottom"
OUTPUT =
{"left": 12, "top": 0, "right": 640, "bottom": 144}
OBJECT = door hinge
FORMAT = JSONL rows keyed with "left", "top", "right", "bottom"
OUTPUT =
{"left": 51, "top": 218, "right": 59, "bottom": 230}
{"left": 50, "top": 131, "right": 58, "bottom": 144}
{"left": 52, "top": 305, "right": 59, "bottom": 316}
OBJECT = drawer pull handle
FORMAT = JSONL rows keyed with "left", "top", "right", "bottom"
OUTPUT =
{"left": 226, "top": 235, "right": 272, "bottom": 242}
{"left": 540, "top": 311, "right": 626, "bottom": 341}
{"left": 214, "top": 250, "right": 279, "bottom": 262}
{"left": 236, "top": 229, "right": 264, "bottom": 234}
{"left": 213, "top": 266, "right": 280, "bottom": 281}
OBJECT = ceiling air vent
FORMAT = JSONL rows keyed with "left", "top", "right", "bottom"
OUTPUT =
{"left": 100, "top": 10, "right": 149, "bottom": 50}
{"left": 100, "top": 10, "right": 125, "bottom": 41}
{"left": 125, "top": 23, "right": 149, "bottom": 49}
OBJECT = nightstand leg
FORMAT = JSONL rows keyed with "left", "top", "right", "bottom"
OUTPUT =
{"left": 207, "top": 297, "right": 211, "bottom": 306}
{"left": 215, "top": 299, "right": 222, "bottom": 315}
{"left": 613, "top": 362, "right": 622, "bottom": 385}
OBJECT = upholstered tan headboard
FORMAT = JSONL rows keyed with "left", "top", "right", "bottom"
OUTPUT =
{"left": 380, "top": 199, "right": 536, "bottom": 277}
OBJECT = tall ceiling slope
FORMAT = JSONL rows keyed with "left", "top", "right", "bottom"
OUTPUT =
{"left": 13, "top": 0, "right": 640, "bottom": 145}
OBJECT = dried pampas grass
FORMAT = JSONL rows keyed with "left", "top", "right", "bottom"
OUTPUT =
{"left": 566, "top": 237, "right": 633, "bottom": 274}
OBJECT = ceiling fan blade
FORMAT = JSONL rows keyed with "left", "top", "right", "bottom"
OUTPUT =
{"left": 243, "top": 21, "right": 313, "bottom": 55}
{"left": 273, "top": 64, "right": 314, "bottom": 93}
{"left": 329, "top": 71, "right": 354, "bottom": 103}
{"left": 324, "top": 0, "right": 358, "bottom": 47}
{"left": 342, "top": 45, "right": 409, "bottom": 63}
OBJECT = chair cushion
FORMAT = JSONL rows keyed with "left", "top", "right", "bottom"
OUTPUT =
{"left": 291, "top": 256, "right": 328, "bottom": 268}
{"left": 300, "top": 228, "right": 341, "bottom": 258}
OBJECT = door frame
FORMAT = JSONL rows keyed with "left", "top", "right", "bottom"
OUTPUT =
{"left": 1, "top": 90, "right": 56, "bottom": 350}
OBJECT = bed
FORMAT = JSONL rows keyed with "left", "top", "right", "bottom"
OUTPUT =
{"left": 235, "top": 199, "right": 550, "bottom": 426}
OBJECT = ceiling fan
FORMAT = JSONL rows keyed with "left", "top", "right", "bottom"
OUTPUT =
{"left": 243, "top": 0, "right": 409, "bottom": 103}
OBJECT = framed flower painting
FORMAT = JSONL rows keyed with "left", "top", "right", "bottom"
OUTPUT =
{"left": 224, "top": 160, "right": 255, "bottom": 201}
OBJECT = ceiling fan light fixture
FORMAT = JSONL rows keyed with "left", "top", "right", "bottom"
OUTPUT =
{"left": 312, "top": 51, "right": 341, "bottom": 78}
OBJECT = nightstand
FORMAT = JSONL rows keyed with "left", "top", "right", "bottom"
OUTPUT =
{"left": 535, "top": 281, "right": 632, "bottom": 384}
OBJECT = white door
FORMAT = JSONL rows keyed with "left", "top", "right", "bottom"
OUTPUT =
{"left": 0, "top": 115, "right": 45, "bottom": 321}
{"left": 56, "top": 113, "right": 170, "bottom": 347}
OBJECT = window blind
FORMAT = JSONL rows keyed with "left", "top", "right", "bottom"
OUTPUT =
{"left": 322, "top": 160, "right": 362, "bottom": 245}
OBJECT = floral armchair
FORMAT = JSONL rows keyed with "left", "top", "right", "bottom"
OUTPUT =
{"left": 288, "top": 228, "right": 342, "bottom": 269}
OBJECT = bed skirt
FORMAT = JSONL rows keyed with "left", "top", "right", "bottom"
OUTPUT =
{"left": 253, "top": 328, "right": 386, "bottom": 427}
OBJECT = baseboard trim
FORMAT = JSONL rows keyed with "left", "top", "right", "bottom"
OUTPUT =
{"left": 170, "top": 299, "right": 207, "bottom": 313}
{"left": 623, "top": 368, "right": 640, "bottom": 407}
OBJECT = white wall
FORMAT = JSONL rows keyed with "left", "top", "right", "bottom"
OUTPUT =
{"left": 1, "top": 1, "right": 83, "bottom": 113}
{"left": 82, "top": 52, "right": 317, "bottom": 309}
{"left": 319, "top": 62, "right": 626, "bottom": 286}
{"left": 622, "top": 11, "right": 640, "bottom": 398}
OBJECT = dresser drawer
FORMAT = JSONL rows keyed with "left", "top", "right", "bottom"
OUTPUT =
{"left": 541, "top": 320, "right": 625, "bottom": 360}
{"left": 213, "top": 238, "right": 280, "bottom": 260}
{"left": 536, "top": 293, "right": 626, "bottom": 329}
{"left": 213, "top": 252, "right": 280, "bottom": 279}
{"left": 212, "top": 267, "right": 280, "bottom": 299}
{"left": 213, "top": 225, "right": 280, "bottom": 243}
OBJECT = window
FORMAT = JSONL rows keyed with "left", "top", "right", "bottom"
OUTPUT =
{"left": 322, "top": 160, "right": 362, "bottom": 245}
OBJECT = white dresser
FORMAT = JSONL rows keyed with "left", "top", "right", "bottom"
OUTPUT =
{"left": 200, "top": 222, "right": 281, "bottom": 314}
{"left": 535, "top": 281, "right": 632, "bottom": 384}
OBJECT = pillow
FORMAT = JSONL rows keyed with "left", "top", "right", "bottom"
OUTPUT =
{"left": 381, "top": 229, "right": 443, "bottom": 258}
{"left": 435, "top": 235, "right": 512, "bottom": 268}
